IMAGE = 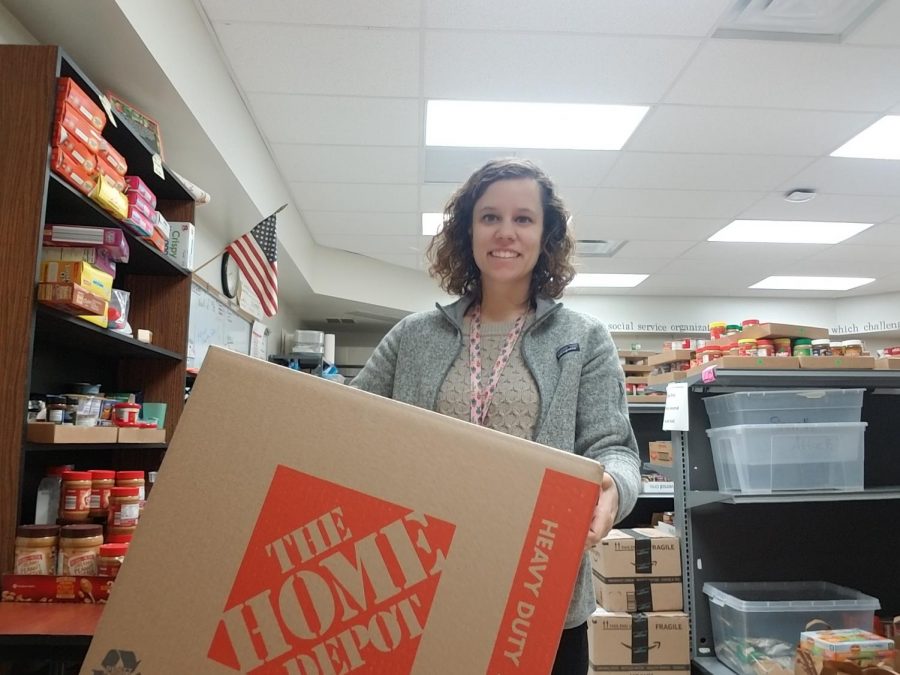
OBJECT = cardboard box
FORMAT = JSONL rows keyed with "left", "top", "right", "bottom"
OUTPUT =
{"left": 43, "top": 225, "right": 130, "bottom": 263}
{"left": 627, "top": 394, "right": 667, "bottom": 404}
{"left": 123, "top": 203, "right": 156, "bottom": 237}
{"left": 648, "top": 350, "right": 694, "bottom": 367}
{"left": 588, "top": 609, "right": 689, "bottom": 675}
{"left": 99, "top": 142, "right": 127, "bottom": 175}
{"left": 691, "top": 356, "right": 801, "bottom": 374}
{"left": 55, "top": 101, "right": 104, "bottom": 152}
{"left": 81, "top": 347, "right": 604, "bottom": 674}
{"left": 40, "top": 260, "right": 113, "bottom": 301}
{"left": 649, "top": 441, "right": 673, "bottom": 467}
{"left": 94, "top": 153, "right": 126, "bottom": 192}
{"left": 37, "top": 281, "right": 107, "bottom": 317}
{"left": 647, "top": 371, "right": 688, "bottom": 386}
{"left": 165, "top": 221, "right": 195, "bottom": 269}
{"left": 56, "top": 76, "right": 106, "bottom": 131}
{"left": 117, "top": 427, "right": 166, "bottom": 443}
{"left": 798, "top": 356, "right": 875, "bottom": 370}
{"left": 26, "top": 422, "right": 118, "bottom": 444}
{"left": 2, "top": 574, "right": 113, "bottom": 603}
{"left": 42, "top": 245, "right": 117, "bottom": 277}
{"left": 591, "top": 528, "right": 682, "bottom": 612}
{"left": 51, "top": 123, "right": 97, "bottom": 172}
{"left": 875, "top": 358, "right": 900, "bottom": 370}
{"left": 89, "top": 173, "right": 128, "bottom": 220}
{"left": 50, "top": 146, "right": 96, "bottom": 196}
{"left": 124, "top": 174, "right": 157, "bottom": 208}
{"left": 142, "top": 224, "right": 168, "bottom": 253}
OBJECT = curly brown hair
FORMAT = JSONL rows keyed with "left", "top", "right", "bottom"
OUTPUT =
{"left": 426, "top": 158, "right": 576, "bottom": 301}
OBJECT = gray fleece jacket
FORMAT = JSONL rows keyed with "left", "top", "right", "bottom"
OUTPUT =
{"left": 351, "top": 294, "right": 641, "bottom": 628}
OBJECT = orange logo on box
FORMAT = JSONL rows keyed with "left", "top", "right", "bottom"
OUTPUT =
{"left": 207, "top": 465, "right": 455, "bottom": 674}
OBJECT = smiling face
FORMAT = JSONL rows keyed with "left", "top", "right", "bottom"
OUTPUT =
{"left": 471, "top": 178, "right": 545, "bottom": 300}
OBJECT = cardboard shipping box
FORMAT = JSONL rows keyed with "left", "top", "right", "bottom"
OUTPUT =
{"left": 591, "top": 528, "right": 683, "bottom": 612}
{"left": 82, "top": 347, "right": 604, "bottom": 674}
{"left": 588, "top": 609, "right": 690, "bottom": 675}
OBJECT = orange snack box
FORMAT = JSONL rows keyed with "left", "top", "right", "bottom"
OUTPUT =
{"left": 55, "top": 102, "right": 104, "bottom": 153}
{"left": 99, "top": 143, "right": 127, "bottom": 176}
{"left": 37, "top": 281, "right": 107, "bottom": 316}
{"left": 51, "top": 124, "right": 97, "bottom": 173}
{"left": 94, "top": 154, "right": 126, "bottom": 192}
{"left": 50, "top": 147, "right": 96, "bottom": 196}
{"left": 56, "top": 76, "right": 106, "bottom": 131}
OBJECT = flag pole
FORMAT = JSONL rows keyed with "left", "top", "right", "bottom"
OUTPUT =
{"left": 192, "top": 203, "right": 288, "bottom": 273}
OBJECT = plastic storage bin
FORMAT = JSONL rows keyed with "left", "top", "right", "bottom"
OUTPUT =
{"left": 706, "top": 422, "right": 865, "bottom": 493}
{"left": 704, "top": 389, "right": 864, "bottom": 428}
{"left": 703, "top": 581, "right": 880, "bottom": 675}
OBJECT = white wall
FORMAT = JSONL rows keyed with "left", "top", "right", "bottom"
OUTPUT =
{"left": 0, "top": 3, "right": 35, "bottom": 43}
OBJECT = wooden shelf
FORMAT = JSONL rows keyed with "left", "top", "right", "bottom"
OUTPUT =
{"left": 45, "top": 174, "right": 189, "bottom": 277}
{"left": 25, "top": 442, "right": 167, "bottom": 453}
{"left": 35, "top": 305, "right": 183, "bottom": 361}
{"left": 0, "top": 602, "right": 102, "bottom": 646}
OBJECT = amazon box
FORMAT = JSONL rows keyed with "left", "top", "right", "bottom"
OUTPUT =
{"left": 588, "top": 609, "right": 689, "bottom": 675}
{"left": 592, "top": 528, "right": 683, "bottom": 612}
{"left": 81, "top": 347, "right": 604, "bottom": 674}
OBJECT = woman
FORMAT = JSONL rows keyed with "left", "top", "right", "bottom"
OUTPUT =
{"left": 352, "top": 157, "right": 640, "bottom": 673}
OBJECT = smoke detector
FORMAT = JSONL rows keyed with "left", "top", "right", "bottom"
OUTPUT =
{"left": 784, "top": 189, "right": 817, "bottom": 203}
{"left": 576, "top": 240, "right": 625, "bottom": 258}
{"left": 714, "top": 0, "right": 883, "bottom": 42}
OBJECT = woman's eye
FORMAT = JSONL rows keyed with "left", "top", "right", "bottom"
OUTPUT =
{"left": 516, "top": 216, "right": 533, "bottom": 224}
{"left": 482, "top": 214, "right": 498, "bottom": 222}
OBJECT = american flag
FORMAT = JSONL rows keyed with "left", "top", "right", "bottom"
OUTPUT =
{"left": 226, "top": 213, "right": 278, "bottom": 317}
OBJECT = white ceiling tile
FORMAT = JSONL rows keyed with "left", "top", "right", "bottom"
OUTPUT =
{"left": 605, "top": 153, "right": 812, "bottom": 191}
{"left": 214, "top": 23, "right": 420, "bottom": 96}
{"left": 526, "top": 150, "right": 619, "bottom": 187}
{"left": 571, "top": 216, "right": 726, "bottom": 240}
{"left": 665, "top": 41, "right": 900, "bottom": 112}
{"left": 657, "top": 255, "right": 788, "bottom": 277}
{"left": 200, "top": 0, "right": 421, "bottom": 27}
{"left": 273, "top": 145, "right": 419, "bottom": 183}
{"left": 316, "top": 234, "right": 422, "bottom": 254}
{"left": 613, "top": 240, "right": 698, "bottom": 259}
{"left": 574, "top": 257, "right": 673, "bottom": 274}
{"left": 583, "top": 188, "right": 763, "bottom": 218}
{"left": 635, "top": 272, "right": 760, "bottom": 295}
{"left": 843, "top": 223, "right": 900, "bottom": 246}
{"left": 420, "top": 183, "right": 456, "bottom": 212}
{"left": 305, "top": 212, "right": 418, "bottom": 237}
{"left": 424, "top": 32, "right": 699, "bottom": 103}
{"left": 788, "top": 255, "right": 898, "bottom": 278}
{"left": 249, "top": 94, "right": 420, "bottom": 145}
{"left": 844, "top": 1, "right": 900, "bottom": 47}
{"left": 678, "top": 241, "right": 827, "bottom": 261}
{"left": 628, "top": 106, "right": 879, "bottom": 156}
{"left": 740, "top": 193, "right": 900, "bottom": 224}
{"left": 779, "top": 158, "right": 900, "bottom": 197}
{"left": 558, "top": 187, "right": 597, "bottom": 215}
{"left": 291, "top": 183, "right": 418, "bottom": 213}
{"left": 803, "top": 244, "right": 900, "bottom": 264}
{"left": 424, "top": 0, "right": 728, "bottom": 35}
{"left": 423, "top": 149, "right": 504, "bottom": 183}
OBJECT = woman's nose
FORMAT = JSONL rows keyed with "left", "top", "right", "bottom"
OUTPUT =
{"left": 495, "top": 218, "right": 516, "bottom": 238}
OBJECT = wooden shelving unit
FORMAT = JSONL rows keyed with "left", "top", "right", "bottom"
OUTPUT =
{"left": 0, "top": 45, "right": 195, "bottom": 570}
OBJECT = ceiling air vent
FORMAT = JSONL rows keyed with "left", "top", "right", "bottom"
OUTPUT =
{"left": 714, "top": 0, "right": 883, "bottom": 42}
{"left": 576, "top": 240, "right": 625, "bottom": 258}
{"left": 325, "top": 318, "right": 342, "bottom": 324}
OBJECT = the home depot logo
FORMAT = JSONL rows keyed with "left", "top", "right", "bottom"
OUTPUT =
{"left": 207, "top": 465, "right": 455, "bottom": 674}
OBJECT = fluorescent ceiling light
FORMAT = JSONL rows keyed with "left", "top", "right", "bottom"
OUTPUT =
{"left": 421, "top": 213, "right": 444, "bottom": 236}
{"left": 425, "top": 100, "right": 649, "bottom": 150}
{"left": 750, "top": 276, "right": 875, "bottom": 291}
{"left": 570, "top": 274, "right": 649, "bottom": 288}
{"left": 709, "top": 220, "right": 873, "bottom": 244}
{"left": 831, "top": 116, "right": 900, "bottom": 160}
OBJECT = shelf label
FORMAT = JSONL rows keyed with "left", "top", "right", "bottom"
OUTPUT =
{"left": 662, "top": 382, "right": 689, "bottom": 431}
{"left": 701, "top": 365, "right": 717, "bottom": 384}
{"left": 99, "top": 94, "right": 117, "bottom": 127}
{"left": 152, "top": 153, "right": 165, "bottom": 179}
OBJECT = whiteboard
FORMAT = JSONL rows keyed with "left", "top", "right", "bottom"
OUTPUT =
{"left": 188, "top": 281, "right": 252, "bottom": 368}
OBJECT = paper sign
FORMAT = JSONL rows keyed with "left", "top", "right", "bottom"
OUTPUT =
{"left": 99, "top": 94, "right": 117, "bottom": 127}
{"left": 250, "top": 321, "right": 267, "bottom": 360}
{"left": 152, "top": 153, "right": 164, "bottom": 179}
{"left": 663, "top": 382, "right": 689, "bottom": 431}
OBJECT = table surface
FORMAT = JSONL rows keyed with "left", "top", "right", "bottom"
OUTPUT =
{"left": 0, "top": 602, "right": 103, "bottom": 644}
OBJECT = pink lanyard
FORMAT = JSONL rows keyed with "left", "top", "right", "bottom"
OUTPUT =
{"left": 469, "top": 304, "right": 528, "bottom": 426}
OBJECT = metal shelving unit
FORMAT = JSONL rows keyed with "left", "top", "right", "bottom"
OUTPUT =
{"left": 672, "top": 372, "right": 900, "bottom": 666}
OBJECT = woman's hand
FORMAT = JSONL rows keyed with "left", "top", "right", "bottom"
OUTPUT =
{"left": 585, "top": 473, "right": 619, "bottom": 551}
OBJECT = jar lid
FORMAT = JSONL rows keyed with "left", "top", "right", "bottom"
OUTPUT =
{"left": 741, "top": 319, "right": 760, "bottom": 326}
{"left": 738, "top": 338, "right": 757, "bottom": 344}
{"left": 110, "top": 486, "right": 140, "bottom": 498}
{"left": 842, "top": 339, "right": 863, "bottom": 346}
{"left": 113, "top": 402, "right": 141, "bottom": 410}
{"left": 725, "top": 325, "right": 742, "bottom": 331}
{"left": 812, "top": 338, "right": 831, "bottom": 345}
{"left": 106, "top": 533, "right": 133, "bottom": 544}
{"left": 794, "top": 338, "right": 813, "bottom": 345}
{"left": 60, "top": 524, "right": 103, "bottom": 538}
{"left": 756, "top": 339, "right": 774, "bottom": 345}
{"left": 116, "top": 471, "right": 145, "bottom": 481}
{"left": 708, "top": 322, "right": 727, "bottom": 328}
{"left": 16, "top": 524, "right": 59, "bottom": 538}
{"left": 99, "top": 543, "right": 129, "bottom": 556}
{"left": 48, "top": 465, "right": 73, "bottom": 476}
{"left": 62, "top": 471, "right": 92, "bottom": 481}
{"left": 89, "top": 469, "right": 116, "bottom": 480}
